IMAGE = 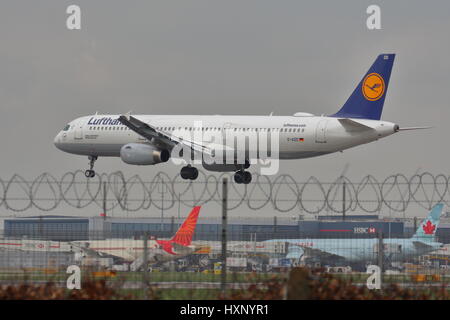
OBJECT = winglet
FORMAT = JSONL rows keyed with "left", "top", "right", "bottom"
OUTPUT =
{"left": 123, "top": 111, "right": 132, "bottom": 121}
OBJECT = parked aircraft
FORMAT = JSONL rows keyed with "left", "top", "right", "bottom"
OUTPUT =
{"left": 71, "top": 206, "right": 202, "bottom": 270}
{"left": 265, "top": 204, "right": 444, "bottom": 267}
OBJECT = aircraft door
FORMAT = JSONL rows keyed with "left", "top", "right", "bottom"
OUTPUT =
{"left": 315, "top": 119, "right": 328, "bottom": 143}
{"left": 74, "top": 119, "right": 84, "bottom": 140}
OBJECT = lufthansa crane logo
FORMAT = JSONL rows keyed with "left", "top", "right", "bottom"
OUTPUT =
{"left": 362, "top": 73, "right": 385, "bottom": 101}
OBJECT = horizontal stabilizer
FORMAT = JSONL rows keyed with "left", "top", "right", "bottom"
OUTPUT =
{"left": 338, "top": 118, "right": 377, "bottom": 130}
{"left": 172, "top": 242, "right": 194, "bottom": 255}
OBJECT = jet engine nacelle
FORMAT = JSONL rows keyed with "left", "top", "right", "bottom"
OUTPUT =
{"left": 120, "top": 143, "right": 170, "bottom": 165}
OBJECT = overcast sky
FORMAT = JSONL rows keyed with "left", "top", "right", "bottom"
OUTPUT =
{"left": 0, "top": 1, "right": 449, "bottom": 219}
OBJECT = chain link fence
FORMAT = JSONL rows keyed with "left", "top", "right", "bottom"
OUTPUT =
{"left": 0, "top": 230, "right": 448, "bottom": 299}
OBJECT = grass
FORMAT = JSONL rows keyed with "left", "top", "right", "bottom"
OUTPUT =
{"left": 118, "top": 288, "right": 224, "bottom": 300}
{"left": 0, "top": 270, "right": 281, "bottom": 283}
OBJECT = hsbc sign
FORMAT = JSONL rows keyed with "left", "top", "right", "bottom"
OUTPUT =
{"left": 354, "top": 227, "right": 376, "bottom": 234}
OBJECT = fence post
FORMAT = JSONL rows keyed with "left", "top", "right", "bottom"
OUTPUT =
{"left": 143, "top": 232, "right": 149, "bottom": 299}
{"left": 377, "top": 230, "right": 383, "bottom": 287}
{"left": 342, "top": 180, "right": 346, "bottom": 221}
{"left": 221, "top": 178, "right": 228, "bottom": 295}
{"left": 102, "top": 182, "right": 107, "bottom": 220}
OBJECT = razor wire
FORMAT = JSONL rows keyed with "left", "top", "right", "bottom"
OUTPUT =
{"left": 0, "top": 171, "right": 449, "bottom": 214}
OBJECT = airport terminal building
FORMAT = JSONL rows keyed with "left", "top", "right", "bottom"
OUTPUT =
{"left": 1, "top": 214, "right": 449, "bottom": 242}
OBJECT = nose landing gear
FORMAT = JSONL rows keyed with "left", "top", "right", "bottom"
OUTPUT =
{"left": 180, "top": 165, "right": 199, "bottom": 180}
{"left": 85, "top": 155, "right": 97, "bottom": 178}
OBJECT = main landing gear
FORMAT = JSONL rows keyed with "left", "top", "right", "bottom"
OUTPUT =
{"left": 180, "top": 165, "right": 199, "bottom": 180}
{"left": 233, "top": 160, "right": 251, "bottom": 184}
{"left": 85, "top": 155, "right": 97, "bottom": 178}
{"left": 234, "top": 170, "right": 252, "bottom": 184}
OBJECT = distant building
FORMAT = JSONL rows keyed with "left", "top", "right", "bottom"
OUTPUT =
{"left": 0, "top": 214, "right": 415, "bottom": 242}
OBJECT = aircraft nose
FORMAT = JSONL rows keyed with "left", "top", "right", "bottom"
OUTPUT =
{"left": 54, "top": 132, "right": 62, "bottom": 149}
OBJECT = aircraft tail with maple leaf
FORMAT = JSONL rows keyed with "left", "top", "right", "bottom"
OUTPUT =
{"left": 265, "top": 203, "right": 445, "bottom": 266}
{"left": 411, "top": 203, "right": 444, "bottom": 242}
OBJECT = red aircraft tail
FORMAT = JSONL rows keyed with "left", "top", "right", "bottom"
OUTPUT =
{"left": 171, "top": 206, "right": 201, "bottom": 246}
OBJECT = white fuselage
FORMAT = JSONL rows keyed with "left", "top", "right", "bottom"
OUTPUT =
{"left": 54, "top": 114, "right": 397, "bottom": 162}
{"left": 72, "top": 238, "right": 195, "bottom": 264}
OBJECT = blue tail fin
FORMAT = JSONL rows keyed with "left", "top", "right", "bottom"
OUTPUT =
{"left": 330, "top": 54, "right": 395, "bottom": 120}
{"left": 411, "top": 203, "right": 444, "bottom": 242}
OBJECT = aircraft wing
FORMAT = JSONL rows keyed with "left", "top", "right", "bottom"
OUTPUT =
{"left": 71, "top": 243, "right": 138, "bottom": 261}
{"left": 412, "top": 241, "right": 434, "bottom": 251}
{"left": 296, "top": 245, "right": 345, "bottom": 260}
{"left": 70, "top": 243, "right": 104, "bottom": 257}
{"left": 117, "top": 114, "right": 213, "bottom": 156}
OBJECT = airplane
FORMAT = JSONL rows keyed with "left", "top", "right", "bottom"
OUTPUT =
{"left": 54, "top": 54, "right": 429, "bottom": 184}
{"left": 264, "top": 204, "right": 444, "bottom": 268}
{"left": 71, "top": 206, "right": 202, "bottom": 271}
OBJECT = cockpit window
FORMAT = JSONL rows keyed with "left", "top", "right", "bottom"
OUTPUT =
{"left": 63, "top": 124, "right": 70, "bottom": 131}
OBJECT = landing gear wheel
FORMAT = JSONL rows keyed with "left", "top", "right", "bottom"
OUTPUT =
{"left": 234, "top": 171, "right": 252, "bottom": 184}
{"left": 234, "top": 171, "right": 244, "bottom": 184}
{"left": 189, "top": 168, "right": 199, "bottom": 180}
{"left": 85, "top": 170, "right": 95, "bottom": 178}
{"left": 180, "top": 166, "right": 199, "bottom": 180}
{"left": 243, "top": 171, "right": 252, "bottom": 184}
